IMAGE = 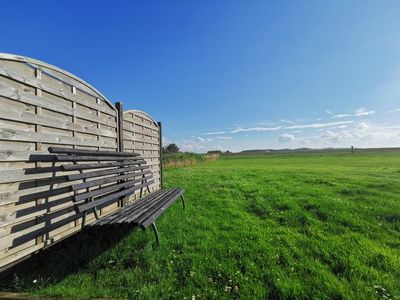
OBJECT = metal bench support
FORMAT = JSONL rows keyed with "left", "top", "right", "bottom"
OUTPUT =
{"left": 181, "top": 195, "right": 185, "bottom": 210}
{"left": 151, "top": 222, "right": 160, "bottom": 246}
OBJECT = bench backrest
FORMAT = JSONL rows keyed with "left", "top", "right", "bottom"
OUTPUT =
{"left": 48, "top": 147, "right": 155, "bottom": 215}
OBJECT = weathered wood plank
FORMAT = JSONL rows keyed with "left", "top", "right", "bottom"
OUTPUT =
{"left": 0, "top": 99, "right": 117, "bottom": 138}
{"left": 0, "top": 83, "right": 117, "bottom": 127}
{"left": 0, "top": 127, "right": 116, "bottom": 148}
{"left": 0, "top": 63, "right": 116, "bottom": 117}
{"left": 49, "top": 147, "right": 137, "bottom": 157}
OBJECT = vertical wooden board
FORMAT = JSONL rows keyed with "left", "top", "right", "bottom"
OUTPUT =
{"left": 122, "top": 110, "right": 161, "bottom": 197}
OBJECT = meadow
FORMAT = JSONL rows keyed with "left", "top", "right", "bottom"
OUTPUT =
{"left": 3, "top": 151, "right": 400, "bottom": 299}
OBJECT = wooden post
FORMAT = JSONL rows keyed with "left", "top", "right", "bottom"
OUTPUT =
{"left": 116, "top": 102, "right": 124, "bottom": 207}
{"left": 116, "top": 102, "right": 124, "bottom": 152}
{"left": 351, "top": 146, "right": 354, "bottom": 154}
{"left": 157, "top": 121, "right": 163, "bottom": 189}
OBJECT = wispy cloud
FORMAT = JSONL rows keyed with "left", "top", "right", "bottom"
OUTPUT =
{"left": 196, "top": 136, "right": 210, "bottom": 142}
{"left": 226, "top": 121, "right": 353, "bottom": 134}
{"left": 204, "top": 131, "right": 226, "bottom": 135}
{"left": 332, "top": 108, "right": 375, "bottom": 118}
{"left": 229, "top": 126, "right": 282, "bottom": 133}
{"left": 285, "top": 120, "right": 352, "bottom": 130}
{"left": 216, "top": 136, "right": 233, "bottom": 140}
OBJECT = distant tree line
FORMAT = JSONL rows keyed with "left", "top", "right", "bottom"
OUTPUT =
{"left": 162, "top": 143, "right": 180, "bottom": 154}
{"left": 162, "top": 144, "right": 231, "bottom": 155}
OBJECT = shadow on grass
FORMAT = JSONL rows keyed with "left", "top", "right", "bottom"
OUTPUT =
{"left": 0, "top": 224, "right": 136, "bottom": 292}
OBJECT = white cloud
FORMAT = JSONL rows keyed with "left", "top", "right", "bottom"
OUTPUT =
{"left": 285, "top": 121, "right": 352, "bottom": 130}
{"left": 332, "top": 108, "right": 375, "bottom": 118}
{"left": 216, "top": 136, "right": 233, "bottom": 140}
{"left": 227, "top": 121, "right": 353, "bottom": 134}
{"left": 229, "top": 126, "right": 282, "bottom": 133}
{"left": 204, "top": 131, "right": 226, "bottom": 135}
{"left": 278, "top": 133, "right": 295, "bottom": 142}
{"left": 325, "top": 110, "right": 333, "bottom": 115}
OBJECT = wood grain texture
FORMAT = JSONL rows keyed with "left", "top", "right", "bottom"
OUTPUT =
{"left": 0, "top": 56, "right": 119, "bottom": 269}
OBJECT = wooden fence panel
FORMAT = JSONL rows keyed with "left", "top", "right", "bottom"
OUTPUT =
{"left": 123, "top": 110, "right": 161, "bottom": 201}
{"left": 0, "top": 54, "right": 119, "bottom": 271}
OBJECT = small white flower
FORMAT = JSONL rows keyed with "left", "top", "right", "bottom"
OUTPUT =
{"left": 33, "top": 279, "right": 37, "bottom": 284}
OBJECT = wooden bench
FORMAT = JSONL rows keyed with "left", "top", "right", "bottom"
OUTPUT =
{"left": 48, "top": 147, "right": 185, "bottom": 244}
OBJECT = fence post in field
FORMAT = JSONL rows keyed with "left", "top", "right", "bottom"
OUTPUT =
{"left": 351, "top": 146, "right": 354, "bottom": 154}
{"left": 116, "top": 102, "right": 124, "bottom": 152}
{"left": 158, "top": 121, "right": 163, "bottom": 189}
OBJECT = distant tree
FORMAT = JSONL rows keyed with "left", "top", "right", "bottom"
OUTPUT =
{"left": 163, "top": 143, "right": 180, "bottom": 153}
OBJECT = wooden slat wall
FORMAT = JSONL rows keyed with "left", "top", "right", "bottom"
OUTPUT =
{"left": 123, "top": 110, "right": 161, "bottom": 200}
{"left": 0, "top": 56, "right": 119, "bottom": 271}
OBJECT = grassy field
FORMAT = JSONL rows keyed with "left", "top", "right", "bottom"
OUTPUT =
{"left": 4, "top": 151, "right": 400, "bottom": 299}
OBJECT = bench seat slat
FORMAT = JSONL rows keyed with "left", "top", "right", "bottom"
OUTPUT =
{"left": 114, "top": 189, "right": 177, "bottom": 224}
{"left": 124, "top": 189, "right": 179, "bottom": 224}
{"left": 61, "top": 159, "right": 146, "bottom": 171}
{"left": 136, "top": 189, "right": 184, "bottom": 228}
{"left": 49, "top": 147, "right": 139, "bottom": 157}
{"left": 74, "top": 176, "right": 154, "bottom": 202}
{"left": 88, "top": 188, "right": 184, "bottom": 228}
{"left": 91, "top": 189, "right": 166, "bottom": 226}
{"left": 54, "top": 155, "right": 141, "bottom": 162}
{"left": 68, "top": 164, "right": 149, "bottom": 181}
{"left": 76, "top": 180, "right": 154, "bottom": 213}
{"left": 71, "top": 170, "right": 152, "bottom": 191}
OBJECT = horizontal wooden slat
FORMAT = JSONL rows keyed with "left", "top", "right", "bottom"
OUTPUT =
{"left": 71, "top": 170, "right": 152, "bottom": 191}
{"left": 0, "top": 63, "right": 116, "bottom": 117}
{"left": 68, "top": 164, "right": 149, "bottom": 181}
{"left": 0, "top": 99, "right": 116, "bottom": 138}
{"left": 74, "top": 175, "right": 153, "bottom": 202}
{"left": 61, "top": 159, "right": 146, "bottom": 171}
{"left": 77, "top": 180, "right": 154, "bottom": 213}
{"left": 0, "top": 82, "right": 117, "bottom": 127}
{"left": 49, "top": 147, "right": 139, "bottom": 157}
{"left": 0, "top": 127, "right": 116, "bottom": 148}
{"left": 139, "top": 189, "right": 184, "bottom": 228}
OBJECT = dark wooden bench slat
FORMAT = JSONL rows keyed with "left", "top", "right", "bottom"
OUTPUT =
{"left": 121, "top": 189, "right": 179, "bottom": 225}
{"left": 49, "top": 147, "right": 140, "bottom": 157}
{"left": 61, "top": 159, "right": 146, "bottom": 171}
{"left": 54, "top": 155, "right": 141, "bottom": 162}
{"left": 68, "top": 164, "right": 149, "bottom": 181}
{"left": 112, "top": 189, "right": 177, "bottom": 225}
{"left": 71, "top": 170, "right": 152, "bottom": 191}
{"left": 76, "top": 180, "right": 154, "bottom": 213}
{"left": 74, "top": 176, "right": 154, "bottom": 202}
{"left": 20, "top": 185, "right": 72, "bottom": 203}
{"left": 134, "top": 189, "right": 184, "bottom": 228}
{"left": 91, "top": 189, "right": 166, "bottom": 226}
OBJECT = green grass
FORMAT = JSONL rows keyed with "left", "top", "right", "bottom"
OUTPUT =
{"left": 6, "top": 151, "right": 400, "bottom": 299}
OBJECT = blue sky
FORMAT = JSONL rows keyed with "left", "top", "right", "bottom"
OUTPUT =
{"left": 1, "top": 0, "right": 400, "bottom": 152}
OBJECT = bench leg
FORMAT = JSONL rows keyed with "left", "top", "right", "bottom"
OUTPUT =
{"left": 93, "top": 207, "right": 100, "bottom": 220}
{"left": 180, "top": 195, "right": 186, "bottom": 210}
{"left": 81, "top": 211, "right": 87, "bottom": 229}
{"left": 151, "top": 222, "right": 160, "bottom": 246}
